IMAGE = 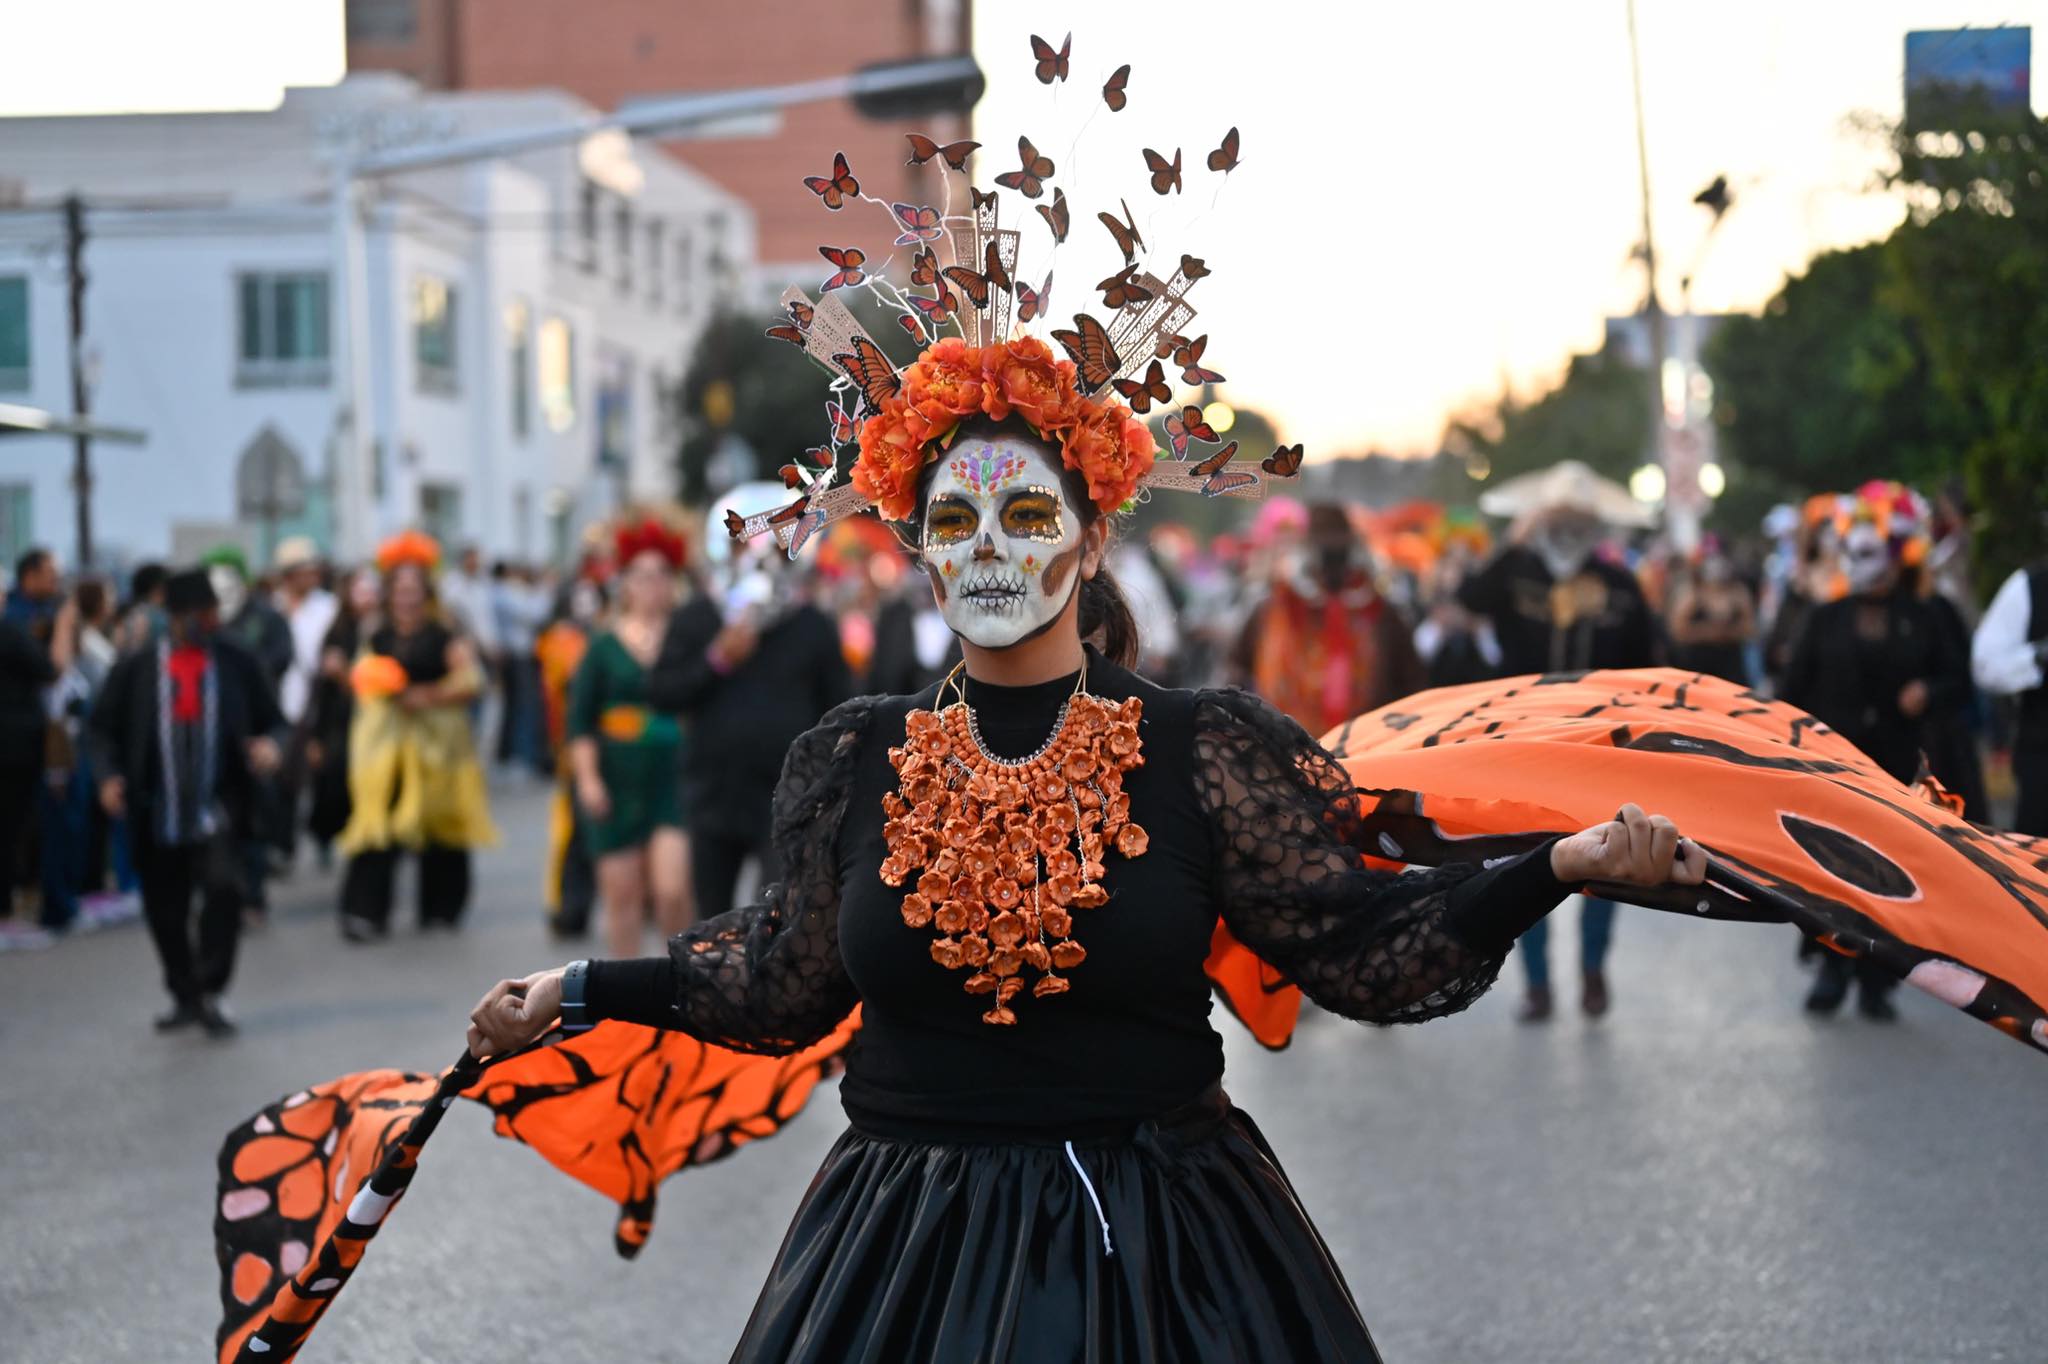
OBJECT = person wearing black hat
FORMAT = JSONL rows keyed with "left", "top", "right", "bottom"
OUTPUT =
{"left": 87, "top": 568, "right": 286, "bottom": 1037}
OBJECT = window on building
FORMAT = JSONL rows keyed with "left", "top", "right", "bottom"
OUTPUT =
{"left": 235, "top": 272, "right": 330, "bottom": 387}
{"left": 0, "top": 278, "right": 28, "bottom": 392}
{"left": 412, "top": 276, "right": 458, "bottom": 394}
{"left": 645, "top": 220, "right": 665, "bottom": 307}
{"left": 578, "top": 180, "right": 600, "bottom": 273}
{"left": 345, "top": 0, "right": 417, "bottom": 41}
{"left": 419, "top": 482, "right": 462, "bottom": 548}
{"left": 0, "top": 484, "right": 30, "bottom": 567}
{"left": 538, "top": 316, "right": 575, "bottom": 433}
{"left": 614, "top": 201, "right": 634, "bottom": 295}
{"left": 505, "top": 300, "right": 531, "bottom": 440}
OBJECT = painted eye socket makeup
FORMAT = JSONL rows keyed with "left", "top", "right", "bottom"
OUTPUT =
{"left": 925, "top": 498, "right": 979, "bottom": 548}
{"left": 1000, "top": 488, "right": 1065, "bottom": 543}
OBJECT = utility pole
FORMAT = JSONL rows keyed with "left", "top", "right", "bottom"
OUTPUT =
{"left": 63, "top": 194, "right": 93, "bottom": 567}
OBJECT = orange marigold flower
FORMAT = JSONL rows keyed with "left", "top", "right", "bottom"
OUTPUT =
{"left": 1060, "top": 398, "right": 1157, "bottom": 514}
{"left": 982, "top": 336, "right": 1082, "bottom": 433}
{"left": 852, "top": 398, "right": 931, "bottom": 522}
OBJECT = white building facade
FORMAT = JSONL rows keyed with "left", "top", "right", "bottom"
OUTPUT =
{"left": 0, "top": 74, "right": 754, "bottom": 571}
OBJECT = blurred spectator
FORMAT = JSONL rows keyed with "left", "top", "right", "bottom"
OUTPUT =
{"left": 1460, "top": 504, "right": 1655, "bottom": 1023}
{"left": 203, "top": 546, "right": 292, "bottom": 921}
{"left": 117, "top": 562, "right": 168, "bottom": 653}
{"left": 1413, "top": 550, "right": 1501, "bottom": 688}
{"left": 275, "top": 538, "right": 338, "bottom": 728}
{"left": 1763, "top": 495, "right": 1843, "bottom": 691}
{"left": 1780, "top": 510, "right": 1971, "bottom": 1016}
{"left": 649, "top": 536, "right": 849, "bottom": 921}
{"left": 337, "top": 558, "right": 494, "bottom": 941}
{"left": 1666, "top": 540, "right": 1756, "bottom": 684}
{"left": 1, "top": 605, "right": 55, "bottom": 921}
{"left": 492, "top": 561, "right": 552, "bottom": 775}
{"left": 1973, "top": 557, "right": 2048, "bottom": 835}
{"left": 6, "top": 547, "right": 63, "bottom": 634}
{"left": 868, "top": 577, "right": 956, "bottom": 697}
{"left": 89, "top": 569, "right": 285, "bottom": 1037}
{"left": 304, "top": 569, "right": 378, "bottom": 866}
{"left": 1234, "top": 503, "right": 1423, "bottom": 736}
{"left": 539, "top": 578, "right": 603, "bottom": 940}
{"left": 440, "top": 545, "right": 501, "bottom": 658}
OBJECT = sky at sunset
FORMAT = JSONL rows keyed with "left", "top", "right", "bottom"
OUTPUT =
{"left": 5, "top": 0, "right": 2043, "bottom": 458}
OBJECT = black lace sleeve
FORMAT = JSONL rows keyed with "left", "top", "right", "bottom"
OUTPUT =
{"left": 583, "top": 695, "right": 874, "bottom": 1053}
{"left": 1192, "top": 688, "right": 1566, "bottom": 1024}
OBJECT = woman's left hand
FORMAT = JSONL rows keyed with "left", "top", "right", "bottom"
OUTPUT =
{"left": 1550, "top": 803, "right": 1707, "bottom": 888}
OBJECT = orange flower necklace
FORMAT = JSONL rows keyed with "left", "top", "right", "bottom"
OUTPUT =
{"left": 881, "top": 662, "right": 1147, "bottom": 1025}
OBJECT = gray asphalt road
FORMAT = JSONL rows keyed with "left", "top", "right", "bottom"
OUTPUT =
{"left": 3, "top": 780, "right": 2044, "bottom": 1363}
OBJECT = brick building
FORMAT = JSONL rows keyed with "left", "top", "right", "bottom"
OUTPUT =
{"left": 346, "top": 0, "right": 974, "bottom": 275}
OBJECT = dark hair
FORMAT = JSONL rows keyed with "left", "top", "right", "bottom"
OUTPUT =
{"left": 910, "top": 417, "right": 1141, "bottom": 669}
{"left": 73, "top": 578, "right": 108, "bottom": 624}
{"left": 15, "top": 547, "right": 51, "bottom": 582}
{"left": 130, "top": 562, "right": 168, "bottom": 603}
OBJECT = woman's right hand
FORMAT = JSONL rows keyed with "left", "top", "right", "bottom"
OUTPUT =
{"left": 468, "top": 967, "right": 566, "bottom": 1059}
{"left": 577, "top": 775, "right": 612, "bottom": 819}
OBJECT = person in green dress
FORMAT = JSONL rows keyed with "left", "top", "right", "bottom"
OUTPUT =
{"left": 566, "top": 522, "right": 694, "bottom": 958}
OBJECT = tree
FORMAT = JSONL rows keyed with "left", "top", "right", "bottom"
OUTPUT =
{"left": 674, "top": 312, "right": 824, "bottom": 504}
{"left": 1442, "top": 349, "right": 1653, "bottom": 489}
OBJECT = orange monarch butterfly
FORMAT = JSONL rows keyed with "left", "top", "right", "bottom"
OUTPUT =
{"left": 778, "top": 463, "right": 806, "bottom": 490}
{"left": 831, "top": 336, "right": 901, "bottom": 412}
{"left": 897, "top": 311, "right": 928, "bottom": 341}
{"left": 970, "top": 185, "right": 997, "bottom": 214}
{"left": 1102, "top": 63, "right": 1130, "bottom": 112}
{"left": 1098, "top": 198, "right": 1144, "bottom": 263}
{"left": 909, "top": 247, "right": 938, "bottom": 287}
{"left": 994, "top": 136, "right": 1055, "bottom": 199}
{"left": 890, "top": 202, "right": 944, "bottom": 245}
{"left": 1175, "top": 333, "right": 1226, "bottom": 385}
{"left": 943, "top": 241, "right": 1013, "bottom": 310}
{"left": 1207, "top": 126, "right": 1241, "bottom": 174}
{"left": 765, "top": 323, "right": 805, "bottom": 347}
{"left": 1037, "top": 187, "right": 1070, "bottom": 243}
{"left": 803, "top": 444, "right": 835, "bottom": 469}
{"left": 1143, "top": 147, "right": 1182, "bottom": 196}
{"left": 1015, "top": 273, "right": 1053, "bottom": 324}
{"left": 904, "top": 134, "right": 979, "bottom": 170}
{"left": 1262, "top": 443, "right": 1304, "bottom": 477}
{"left": 1179, "top": 253, "right": 1211, "bottom": 281}
{"left": 826, "top": 401, "right": 855, "bottom": 446}
{"left": 802, "top": 152, "right": 859, "bottom": 210}
{"left": 1156, "top": 331, "right": 1191, "bottom": 361}
{"left": 1096, "top": 263, "right": 1153, "bottom": 311}
{"left": 818, "top": 245, "right": 866, "bottom": 291}
{"left": 787, "top": 299, "right": 815, "bottom": 329}
{"left": 1030, "top": 31, "right": 1071, "bottom": 84}
{"left": 1164, "top": 404, "right": 1217, "bottom": 456}
{"left": 1113, "top": 360, "right": 1172, "bottom": 414}
{"left": 1050, "top": 314, "right": 1122, "bottom": 393}
{"left": 908, "top": 281, "right": 960, "bottom": 328}
{"left": 1190, "top": 440, "right": 1257, "bottom": 497}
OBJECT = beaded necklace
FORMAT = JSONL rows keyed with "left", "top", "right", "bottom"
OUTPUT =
{"left": 881, "top": 659, "right": 1148, "bottom": 1025}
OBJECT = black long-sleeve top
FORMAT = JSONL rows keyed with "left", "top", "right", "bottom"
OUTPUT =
{"left": 587, "top": 649, "right": 1567, "bottom": 1132}
{"left": 645, "top": 596, "right": 851, "bottom": 840}
{"left": 1780, "top": 587, "right": 1972, "bottom": 784}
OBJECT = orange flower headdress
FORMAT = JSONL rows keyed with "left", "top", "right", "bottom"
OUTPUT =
{"left": 374, "top": 530, "right": 441, "bottom": 576}
{"left": 721, "top": 34, "right": 1304, "bottom": 557}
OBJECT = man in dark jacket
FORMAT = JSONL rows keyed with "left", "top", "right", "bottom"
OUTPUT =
{"left": 1459, "top": 505, "right": 1657, "bottom": 1022}
{"left": 89, "top": 569, "right": 285, "bottom": 1036}
{"left": 0, "top": 612, "right": 54, "bottom": 905}
{"left": 648, "top": 567, "right": 851, "bottom": 921}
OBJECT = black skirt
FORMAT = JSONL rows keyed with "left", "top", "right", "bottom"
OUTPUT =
{"left": 730, "top": 1087, "right": 1383, "bottom": 1363}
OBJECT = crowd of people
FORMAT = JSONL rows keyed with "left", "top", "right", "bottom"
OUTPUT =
{"left": 2, "top": 468, "right": 2041, "bottom": 1041}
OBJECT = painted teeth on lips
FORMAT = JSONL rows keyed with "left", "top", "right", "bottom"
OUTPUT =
{"left": 962, "top": 574, "right": 1026, "bottom": 604}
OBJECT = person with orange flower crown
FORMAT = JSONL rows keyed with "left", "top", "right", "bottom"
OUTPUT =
{"left": 462, "top": 118, "right": 1712, "bottom": 1353}
{"left": 336, "top": 533, "right": 496, "bottom": 942}
{"left": 565, "top": 517, "right": 695, "bottom": 958}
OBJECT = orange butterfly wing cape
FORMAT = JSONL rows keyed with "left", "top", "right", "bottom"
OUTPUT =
{"left": 218, "top": 668, "right": 2048, "bottom": 1361}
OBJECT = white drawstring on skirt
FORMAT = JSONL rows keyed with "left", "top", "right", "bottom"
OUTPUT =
{"left": 1063, "top": 1139, "right": 1115, "bottom": 1257}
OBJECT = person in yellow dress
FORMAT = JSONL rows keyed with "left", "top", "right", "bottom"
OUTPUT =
{"left": 337, "top": 533, "right": 496, "bottom": 940}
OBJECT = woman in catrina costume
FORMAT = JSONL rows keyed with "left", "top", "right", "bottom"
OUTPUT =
{"left": 336, "top": 532, "right": 496, "bottom": 939}
{"left": 565, "top": 517, "right": 695, "bottom": 957}
{"left": 466, "top": 53, "right": 1706, "bottom": 1343}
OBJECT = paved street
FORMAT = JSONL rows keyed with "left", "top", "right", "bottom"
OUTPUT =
{"left": 3, "top": 779, "right": 2046, "bottom": 1363}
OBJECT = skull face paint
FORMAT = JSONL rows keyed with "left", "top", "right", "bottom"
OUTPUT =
{"left": 921, "top": 436, "right": 1083, "bottom": 649}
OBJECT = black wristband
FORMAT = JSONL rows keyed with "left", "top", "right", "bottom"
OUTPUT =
{"left": 559, "top": 959, "right": 592, "bottom": 1033}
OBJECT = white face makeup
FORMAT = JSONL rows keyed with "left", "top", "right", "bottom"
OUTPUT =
{"left": 920, "top": 435, "right": 1083, "bottom": 649}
